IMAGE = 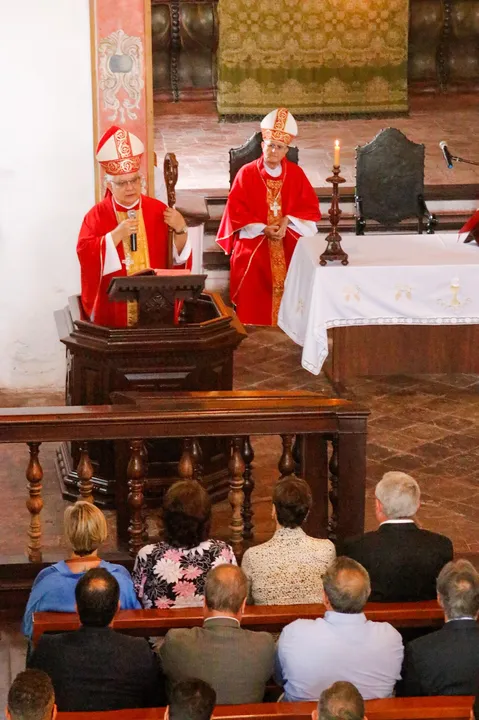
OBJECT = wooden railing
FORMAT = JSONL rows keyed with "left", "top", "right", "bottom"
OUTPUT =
{"left": 0, "top": 391, "right": 368, "bottom": 561}
{"left": 57, "top": 696, "right": 474, "bottom": 720}
{"left": 32, "top": 599, "right": 445, "bottom": 646}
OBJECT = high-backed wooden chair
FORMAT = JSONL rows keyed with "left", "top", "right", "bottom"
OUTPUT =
{"left": 354, "top": 128, "right": 436, "bottom": 235}
{"left": 229, "top": 131, "right": 299, "bottom": 187}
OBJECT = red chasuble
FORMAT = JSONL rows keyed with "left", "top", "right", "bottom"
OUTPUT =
{"left": 459, "top": 209, "right": 479, "bottom": 243}
{"left": 78, "top": 193, "right": 179, "bottom": 327}
{"left": 216, "top": 157, "right": 320, "bottom": 325}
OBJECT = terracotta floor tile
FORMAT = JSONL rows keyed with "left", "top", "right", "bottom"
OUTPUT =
{"left": 155, "top": 95, "right": 479, "bottom": 190}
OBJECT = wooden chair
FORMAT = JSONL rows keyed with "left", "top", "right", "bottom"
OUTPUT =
{"left": 55, "top": 696, "right": 474, "bottom": 720}
{"left": 354, "top": 128, "right": 437, "bottom": 235}
{"left": 32, "top": 599, "right": 446, "bottom": 646}
{"left": 229, "top": 131, "right": 299, "bottom": 187}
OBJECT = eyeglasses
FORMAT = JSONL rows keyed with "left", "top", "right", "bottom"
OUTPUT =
{"left": 264, "top": 142, "right": 288, "bottom": 152}
{"left": 111, "top": 175, "right": 142, "bottom": 188}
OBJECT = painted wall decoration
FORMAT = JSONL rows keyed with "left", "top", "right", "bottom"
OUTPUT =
{"left": 98, "top": 29, "right": 145, "bottom": 123}
{"left": 90, "top": 0, "right": 153, "bottom": 197}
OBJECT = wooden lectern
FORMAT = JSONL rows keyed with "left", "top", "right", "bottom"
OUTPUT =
{"left": 107, "top": 273, "right": 207, "bottom": 326}
{"left": 55, "top": 276, "right": 246, "bottom": 540}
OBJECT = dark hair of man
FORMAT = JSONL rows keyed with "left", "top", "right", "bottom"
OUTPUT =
{"left": 7, "top": 669, "right": 54, "bottom": 720}
{"left": 436, "top": 559, "right": 479, "bottom": 619}
{"left": 273, "top": 476, "right": 312, "bottom": 529}
{"left": 169, "top": 679, "right": 216, "bottom": 720}
{"left": 322, "top": 557, "right": 371, "bottom": 614}
{"left": 318, "top": 682, "right": 364, "bottom": 720}
{"left": 75, "top": 567, "right": 120, "bottom": 627}
{"left": 163, "top": 480, "right": 212, "bottom": 550}
{"left": 204, "top": 564, "right": 247, "bottom": 613}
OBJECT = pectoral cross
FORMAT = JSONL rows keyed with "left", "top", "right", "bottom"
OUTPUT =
{"left": 270, "top": 199, "right": 281, "bottom": 217}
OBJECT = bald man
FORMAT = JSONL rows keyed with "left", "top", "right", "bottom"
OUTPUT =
{"left": 275, "top": 557, "right": 404, "bottom": 701}
{"left": 160, "top": 565, "right": 275, "bottom": 705}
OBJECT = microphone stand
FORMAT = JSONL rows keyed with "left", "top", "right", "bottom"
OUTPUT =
{"left": 449, "top": 153, "right": 479, "bottom": 167}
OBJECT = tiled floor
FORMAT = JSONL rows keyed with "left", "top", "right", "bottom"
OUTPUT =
{"left": 154, "top": 95, "right": 479, "bottom": 190}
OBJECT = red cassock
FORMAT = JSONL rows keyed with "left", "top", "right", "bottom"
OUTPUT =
{"left": 78, "top": 193, "right": 179, "bottom": 328}
{"left": 459, "top": 209, "right": 479, "bottom": 243}
{"left": 216, "top": 157, "right": 321, "bottom": 325}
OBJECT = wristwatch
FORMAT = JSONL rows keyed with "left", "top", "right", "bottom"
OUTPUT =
{"left": 175, "top": 225, "right": 188, "bottom": 235}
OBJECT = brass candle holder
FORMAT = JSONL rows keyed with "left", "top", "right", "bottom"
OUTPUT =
{"left": 319, "top": 165, "right": 349, "bottom": 266}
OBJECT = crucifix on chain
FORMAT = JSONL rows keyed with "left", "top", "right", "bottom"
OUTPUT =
{"left": 270, "top": 199, "right": 281, "bottom": 217}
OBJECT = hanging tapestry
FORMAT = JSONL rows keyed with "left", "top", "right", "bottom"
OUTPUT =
{"left": 217, "top": 0, "right": 408, "bottom": 115}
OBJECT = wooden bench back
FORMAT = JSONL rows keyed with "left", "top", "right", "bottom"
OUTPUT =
{"left": 57, "top": 696, "right": 474, "bottom": 720}
{"left": 33, "top": 600, "right": 445, "bottom": 646}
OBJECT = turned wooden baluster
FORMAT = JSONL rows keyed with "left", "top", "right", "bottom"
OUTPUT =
{"left": 191, "top": 438, "right": 204, "bottom": 484}
{"left": 26, "top": 442, "right": 43, "bottom": 562}
{"left": 328, "top": 436, "right": 339, "bottom": 542}
{"left": 178, "top": 438, "right": 194, "bottom": 481}
{"left": 279, "top": 434, "right": 295, "bottom": 479}
{"left": 292, "top": 434, "right": 303, "bottom": 476}
{"left": 242, "top": 437, "right": 255, "bottom": 540}
{"left": 229, "top": 437, "right": 245, "bottom": 557}
{"left": 76, "top": 442, "right": 94, "bottom": 503}
{"left": 127, "top": 439, "right": 147, "bottom": 557}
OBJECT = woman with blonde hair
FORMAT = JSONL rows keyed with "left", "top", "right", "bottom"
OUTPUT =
{"left": 22, "top": 501, "right": 139, "bottom": 638}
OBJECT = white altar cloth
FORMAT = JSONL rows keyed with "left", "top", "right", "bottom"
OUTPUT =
{"left": 278, "top": 232, "right": 479, "bottom": 375}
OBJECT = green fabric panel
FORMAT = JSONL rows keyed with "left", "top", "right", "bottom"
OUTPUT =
{"left": 217, "top": 0, "right": 409, "bottom": 115}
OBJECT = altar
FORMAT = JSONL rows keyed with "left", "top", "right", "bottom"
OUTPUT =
{"left": 279, "top": 232, "right": 479, "bottom": 382}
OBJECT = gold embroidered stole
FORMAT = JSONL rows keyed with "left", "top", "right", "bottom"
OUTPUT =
{"left": 266, "top": 179, "right": 287, "bottom": 326}
{"left": 116, "top": 208, "right": 150, "bottom": 326}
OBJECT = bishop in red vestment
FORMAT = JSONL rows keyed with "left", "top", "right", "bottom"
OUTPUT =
{"left": 78, "top": 126, "right": 191, "bottom": 328}
{"left": 216, "top": 108, "right": 321, "bottom": 326}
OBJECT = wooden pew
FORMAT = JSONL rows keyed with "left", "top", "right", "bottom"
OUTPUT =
{"left": 33, "top": 600, "right": 445, "bottom": 646}
{"left": 57, "top": 696, "right": 474, "bottom": 720}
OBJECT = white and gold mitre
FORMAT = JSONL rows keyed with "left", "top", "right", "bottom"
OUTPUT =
{"left": 260, "top": 108, "right": 298, "bottom": 146}
{"left": 96, "top": 126, "right": 144, "bottom": 176}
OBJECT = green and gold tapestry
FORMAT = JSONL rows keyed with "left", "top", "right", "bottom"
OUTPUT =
{"left": 217, "top": 0, "right": 408, "bottom": 115}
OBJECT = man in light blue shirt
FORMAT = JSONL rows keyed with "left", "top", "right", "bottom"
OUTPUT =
{"left": 275, "top": 556, "right": 404, "bottom": 701}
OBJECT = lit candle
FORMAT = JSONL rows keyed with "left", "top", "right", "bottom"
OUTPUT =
{"left": 334, "top": 139, "right": 340, "bottom": 167}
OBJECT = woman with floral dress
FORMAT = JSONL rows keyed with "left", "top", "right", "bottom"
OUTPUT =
{"left": 132, "top": 480, "right": 236, "bottom": 608}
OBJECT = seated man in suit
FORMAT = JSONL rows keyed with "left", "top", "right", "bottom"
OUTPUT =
{"left": 400, "top": 559, "right": 479, "bottom": 696}
{"left": 160, "top": 564, "right": 275, "bottom": 704}
{"left": 314, "top": 681, "right": 365, "bottom": 720}
{"left": 7, "top": 670, "right": 56, "bottom": 720}
{"left": 342, "top": 472, "right": 453, "bottom": 602}
{"left": 275, "top": 557, "right": 404, "bottom": 701}
{"left": 29, "top": 568, "right": 160, "bottom": 711}
{"left": 165, "top": 680, "right": 216, "bottom": 720}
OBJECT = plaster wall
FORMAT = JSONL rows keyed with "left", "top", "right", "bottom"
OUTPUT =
{"left": 0, "top": 0, "right": 94, "bottom": 390}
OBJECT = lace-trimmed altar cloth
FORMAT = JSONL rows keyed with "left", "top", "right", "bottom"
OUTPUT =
{"left": 278, "top": 232, "right": 479, "bottom": 375}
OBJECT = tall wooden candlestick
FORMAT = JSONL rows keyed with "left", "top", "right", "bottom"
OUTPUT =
{"left": 319, "top": 164, "right": 349, "bottom": 266}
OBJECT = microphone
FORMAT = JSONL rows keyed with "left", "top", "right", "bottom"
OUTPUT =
{"left": 127, "top": 209, "right": 137, "bottom": 252}
{"left": 439, "top": 141, "right": 454, "bottom": 169}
